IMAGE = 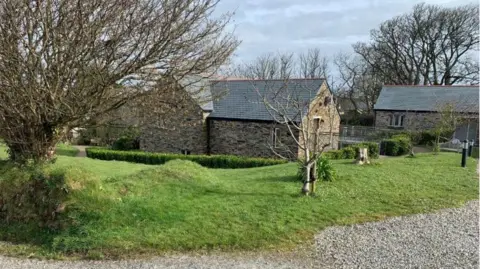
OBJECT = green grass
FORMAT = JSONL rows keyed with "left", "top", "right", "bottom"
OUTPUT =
{"left": 0, "top": 143, "right": 478, "bottom": 259}
{"left": 55, "top": 143, "right": 80, "bottom": 157}
{"left": 0, "top": 143, "right": 80, "bottom": 158}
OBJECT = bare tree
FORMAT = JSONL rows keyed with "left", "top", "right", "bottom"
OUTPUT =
{"left": 0, "top": 0, "right": 239, "bottom": 163}
{"left": 251, "top": 80, "right": 339, "bottom": 195}
{"left": 334, "top": 52, "right": 382, "bottom": 115}
{"left": 232, "top": 48, "right": 329, "bottom": 80}
{"left": 353, "top": 3, "right": 479, "bottom": 86}
{"left": 298, "top": 48, "right": 329, "bottom": 79}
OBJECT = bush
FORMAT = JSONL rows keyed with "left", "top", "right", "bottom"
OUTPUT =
{"left": 324, "top": 142, "right": 379, "bottom": 160}
{"left": 86, "top": 148, "right": 287, "bottom": 169}
{"left": 296, "top": 157, "right": 336, "bottom": 182}
{"left": 382, "top": 139, "right": 400, "bottom": 156}
{"left": 316, "top": 156, "right": 336, "bottom": 182}
{"left": 416, "top": 130, "right": 454, "bottom": 145}
{"left": 381, "top": 135, "right": 411, "bottom": 156}
{"left": 391, "top": 134, "right": 412, "bottom": 155}
{"left": 0, "top": 164, "right": 70, "bottom": 229}
{"left": 323, "top": 150, "right": 343, "bottom": 160}
{"left": 341, "top": 147, "right": 356, "bottom": 159}
{"left": 111, "top": 136, "right": 140, "bottom": 151}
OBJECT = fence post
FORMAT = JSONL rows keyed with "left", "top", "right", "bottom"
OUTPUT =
{"left": 468, "top": 139, "right": 474, "bottom": 157}
{"left": 461, "top": 140, "right": 468, "bottom": 167}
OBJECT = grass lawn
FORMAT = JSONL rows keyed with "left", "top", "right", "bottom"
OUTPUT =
{"left": 0, "top": 144, "right": 478, "bottom": 259}
{"left": 0, "top": 143, "right": 80, "bottom": 158}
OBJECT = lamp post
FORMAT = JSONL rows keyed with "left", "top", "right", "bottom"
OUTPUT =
{"left": 461, "top": 140, "right": 468, "bottom": 168}
{"left": 468, "top": 139, "right": 474, "bottom": 157}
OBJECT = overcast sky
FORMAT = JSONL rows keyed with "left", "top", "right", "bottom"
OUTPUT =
{"left": 215, "top": 0, "right": 475, "bottom": 65}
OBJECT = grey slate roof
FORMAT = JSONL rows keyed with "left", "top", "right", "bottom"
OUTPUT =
{"left": 209, "top": 79, "right": 325, "bottom": 121}
{"left": 374, "top": 85, "right": 479, "bottom": 113}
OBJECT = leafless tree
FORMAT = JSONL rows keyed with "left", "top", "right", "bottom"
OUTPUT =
{"left": 0, "top": 0, "right": 239, "bottom": 163}
{"left": 232, "top": 48, "right": 330, "bottom": 80}
{"left": 353, "top": 3, "right": 479, "bottom": 86}
{"left": 334, "top": 52, "right": 382, "bottom": 115}
{"left": 298, "top": 48, "right": 329, "bottom": 79}
{"left": 250, "top": 80, "right": 339, "bottom": 195}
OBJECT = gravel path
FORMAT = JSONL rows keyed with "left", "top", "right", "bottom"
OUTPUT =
{"left": 0, "top": 201, "right": 478, "bottom": 269}
{"left": 315, "top": 200, "right": 479, "bottom": 268}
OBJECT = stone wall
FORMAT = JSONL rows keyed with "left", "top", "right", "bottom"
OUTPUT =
{"left": 375, "top": 110, "right": 479, "bottom": 140}
{"left": 376, "top": 110, "right": 445, "bottom": 131}
{"left": 139, "top": 89, "right": 208, "bottom": 155}
{"left": 298, "top": 83, "right": 341, "bottom": 157}
{"left": 208, "top": 119, "right": 298, "bottom": 159}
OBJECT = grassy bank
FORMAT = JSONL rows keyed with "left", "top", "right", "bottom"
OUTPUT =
{"left": 0, "top": 144, "right": 478, "bottom": 259}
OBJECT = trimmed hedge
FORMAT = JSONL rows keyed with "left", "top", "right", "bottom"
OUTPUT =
{"left": 324, "top": 142, "right": 379, "bottom": 160}
{"left": 381, "top": 134, "right": 412, "bottom": 156}
{"left": 85, "top": 148, "right": 287, "bottom": 169}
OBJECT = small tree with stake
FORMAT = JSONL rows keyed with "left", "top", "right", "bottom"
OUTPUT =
{"left": 252, "top": 79, "right": 339, "bottom": 195}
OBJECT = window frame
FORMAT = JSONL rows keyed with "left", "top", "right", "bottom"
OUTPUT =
{"left": 389, "top": 114, "right": 405, "bottom": 128}
{"left": 272, "top": 127, "right": 280, "bottom": 148}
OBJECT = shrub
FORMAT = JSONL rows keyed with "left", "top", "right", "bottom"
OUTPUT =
{"left": 0, "top": 164, "right": 70, "bottom": 229}
{"left": 381, "top": 135, "right": 411, "bottom": 156}
{"left": 324, "top": 143, "right": 379, "bottom": 160}
{"left": 382, "top": 139, "right": 400, "bottom": 156}
{"left": 86, "top": 148, "right": 287, "bottom": 169}
{"left": 296, "top": 157, "right": 336, "bottom": 182}
{"left": 341, "top": 147, "right": 356, "bottom": 159}
{"left": 416, "top": 130, "right": 453, "bottom": 145}
{"left": 111, "top": 136, "right": 140, "bottom": 151}
{"left": 323, "top": 150, "right": 343, "bottom": 160}
{"left": 391, "top": 134, "right": 412, "bottom": 155}
{"left": 316, "top": 156, "right": 336, "bottom": 182}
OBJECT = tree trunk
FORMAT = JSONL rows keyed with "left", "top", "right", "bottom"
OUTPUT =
{"left": 355, "top": 147, "right": 370, "bottom": 165}
{"left": 310, "top": 161, "right": 317, "bottom": 194}
{"left": 301, "top": 163, "right": 312, "bottom": 195}
{"left": 4, "top": 123, "right": 60, "bottom": 164}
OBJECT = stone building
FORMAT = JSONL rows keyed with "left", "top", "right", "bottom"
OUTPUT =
{"left": 139, "top": 78, "right": 340, "bottom": 158}
{"left": 374, "top": 85, "right": 479, "bottom": 141}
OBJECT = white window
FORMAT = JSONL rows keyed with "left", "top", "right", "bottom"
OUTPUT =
{"left": 272, "top": 128, "right": 280, "bottom": 148}
{"left": 389, "top": 114, "right": 405, "bottom": 127}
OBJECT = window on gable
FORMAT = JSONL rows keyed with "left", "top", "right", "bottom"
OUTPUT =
{"left": 324, "top": 96, "right": 331, "bottom": 106}
{"left": 313, "top": 118, "right": 321, "bottom": 132}
{"left": 272, "top": 128, "right": 280, "bottom": 148}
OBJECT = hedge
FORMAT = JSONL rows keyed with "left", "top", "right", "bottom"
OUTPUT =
{"left": 324, "top": 142, "right": 379, "bottom": 160}
{"left": 85, "top": 148, "right": 287, "bottom": 169}
{"left": 381, "top": 134, "right": 412, "bottom": 156}
{"left": 415, "top": 130, "right": 454, "bottom": 146}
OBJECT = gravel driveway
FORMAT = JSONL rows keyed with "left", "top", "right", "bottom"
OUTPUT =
{"left": 1, "top": 201, "right": 478, "bottom": 269}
